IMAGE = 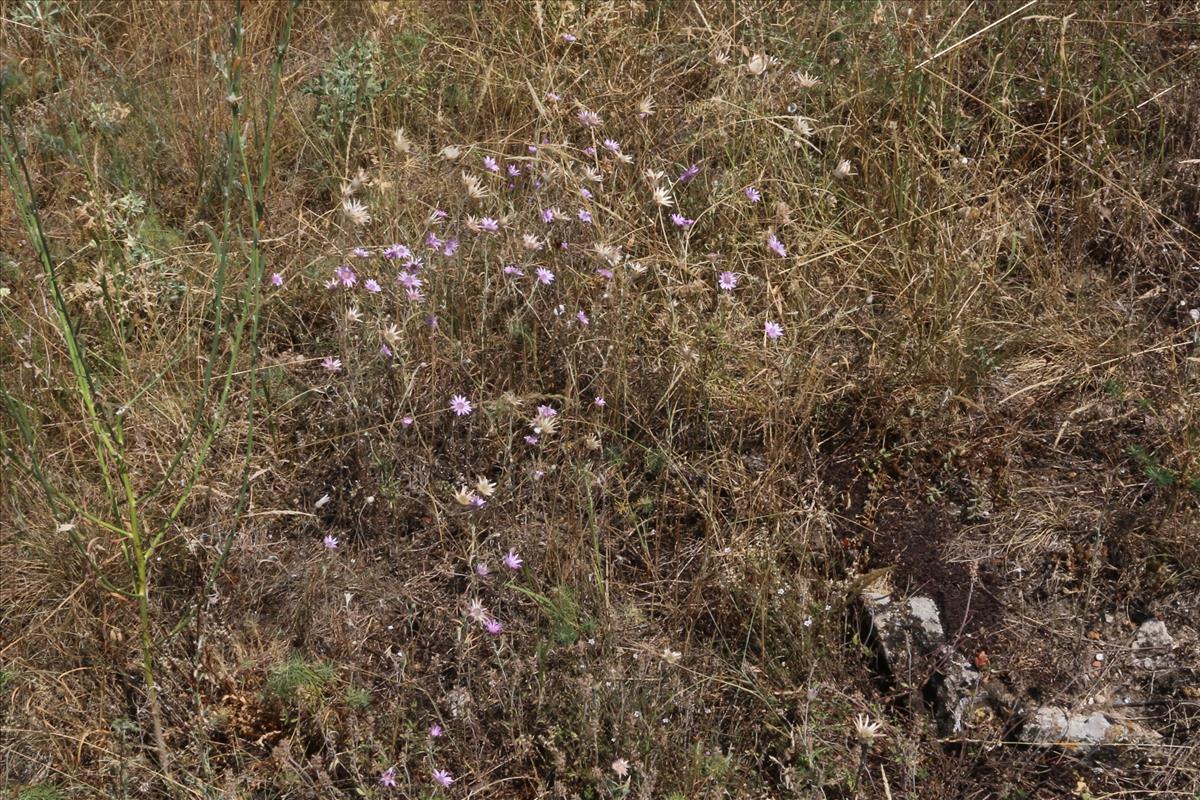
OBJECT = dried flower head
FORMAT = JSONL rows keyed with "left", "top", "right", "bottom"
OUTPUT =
{"left": 833, "top": 159, "right": 856, "bottom": 179}
{"left": 342, "top": 198, "right": 372, "bottom": 226}
{"left": 453, "top": 485, "right": 478, "bottom": 507}
{"left": 474, "top": 475, "right": 497, "bottom": 497}
{"left": 652, "top": 185, "right": 674, "bottom": 208}
{"left": 853, "top": 714, "right": 884, "bottom": 744}
{"left": 392, "top": 127, "right": 413, "bottom": 153}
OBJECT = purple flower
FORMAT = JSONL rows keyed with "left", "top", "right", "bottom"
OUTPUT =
{"left": 745, "top": 186, "right": 761, "bottom": 202}
{"left": 503, "top": 549, "right": 523, "bottom": 570}
{"left": 580, "top": 187, "right": 593, "bottom": 200}
{"left": 425, "top": 231, "right": 443, "bottom": 250}
{"left": 524, "top": 434, "right": 539, "bottom": 445}
{"left": 443, "top": 238, "right": 459, "bottom": 257}
{"left": 429, "top": 209, "right": 448, "bottom": 223}
{"left": 764, "top": 320, "right": 784, "bottom": 340}
{"left": 594, "top": 396, "right": 606, "bottom": 408}
{"left": 380, "top": 343, "right": 393, "bottom": 358}
{"left": 430, "top": 723, "right": 444, "bottom": 738}
{"left": 406, "top": 287, "right": 424, "bottom": 303}
{"left": 384, "top": 243, "right": 411, "bottom": 260}
{"left": 541, "top": 207, "right": 557, "bottom": 224}
{"left": 485, "top": 618, "right": 504, "bottom": 635}
{"left": 718, "top": 271, "right": 738, "bottom": 291}
{"left": 401, "top": 415, "right": 414, "bottom": 427}
{"left": 576, "top": 108, "right": 602, "bottom": 127}
{"left": 536, "top": 405, "right": 557, "bottom": 418}
{"left": 322, "top": 357, "right": 342, "bottom": 373}
{"left": 596, "top": 267, "right": 614, "bottom": 280}
{"left": 405, "top": 254, "right": 425, "bottom": 271}
{"left": 379, "top": 767, "right": 397, "bottom": 788}
{"left": 323, "top": 534, "right": 339, "bottom": 549}
{"left": 479, "top": 217, "right": 500, "bottom": 233}
{"left": 353, "top": 247, "right": 370, "bottom": 258}
{"left": 450, "top": 395, "right": 473, "bottom": 416}
{"left": 335, "top": 264, "right": 357, "bottom": 288}
{"left": 535, "top": 267, "right": 556, "bottom": 285}
{"left": 603, "top": 138, "right": 621, "bottom": 152}
{"left": 426, "top": 315, "right": 439, "bottom": 329}
{"left": 483, "top": 155, "right": 499, "bottom": 172}
{"left": 578, "top": 208, "right": 592, "bottom": 223}
{"left": 270, "top": 272, "right": 283, "bottom": 286}
{"left": 475, "top": 562, "right": 490, "bottom": 577}
{"left": 678, "top": 163, "right": 700, "bottom": 183}
{"left": 562, "top": 33, "right": 577, "bottom": 42}
{"left": 471, "top": 495, "right": 486, "bottom": 508}
{"left": 398, "top": 271, "right": 422, "bottom": 290}
{"left": 576, "top": 310, "right": 590, "bottom": 325}
{"left": 670, "top": 213, "right": 694, "bottom": 229}
{"left": 432, "top": 769, "right": 454, "bottom": 788}
{"left": 583, "top": 146, "right": 596, "bottom": 157}
{"left": 767, "top": 233, "right": 786, "bottom": 257}
{"left": 503, "top": 265, "right": 524, "bottom": 276}
{"left": 364, "top": 278, "right": 382, "bottom": 293}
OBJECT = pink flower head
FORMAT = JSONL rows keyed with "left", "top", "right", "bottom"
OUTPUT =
{"left": 562, "top": 33, "right": 577, "bottom": 42}
{"left": 353, "top": 247, "right": 370, "bottom": 258}
{"left": 406, "top": 287, "right": 424, "bottom": 303}
{"left": 580, "top": 186, "right": 593, "bottom": 199}
{"left": 483, "top": 155, "right": 499, "bottom": 172}
{"left": 471, "top": 495, "right": 486, "bottom": 508}
{"left": 364, "top": 278, "right": 382, "bottom": 293}
{"left": 718, "top": 271, "right": 738, "bottom": 291}
{"left": 535, "top": 267, "right": 556, "bottom": 285}
{"left": 379, "top": 767, "right": 397, "bottom": 788}
{"left": 576, "top": 310, "right": 590, "bottom": 325}
{"left": 576, "top": 108, "right": 601, "bottom": 127}
{"left": 380, "top": 343, "right": 393, "bottom": 358}
{"left": 270, "top": 272, "right": 284, "bottom": 286}
{"left": 479, "top": 217, "right": 500, "bottom": 233}
{"left": 425, "top": 231, "right": 443, "bottom": 250}
{"left": 670, "top": 213, "right": 694, "bottom": 229}
{"left": 745, "top": 186, "right": 761, "bottom": 202}
{"left": 322, "top": 357, "right": 342, "bottom": 373}
{"left": 384, "top": 243, "right": 411, "bottom": 260}
{"left": 432, "top": 769, "right": 454, "bottom": 788}
{"left": 429, "top": 209, "right": 448, "bottom": 223}
{"left": 401, "top": 415, "right": 414, "bottom": 427}
{"left": 443, "top": 238, "right": 459, "bottom": 257}
{"left": 596, "top": 267, "right": 614, "bottom": 279}
{"left": 603, "top": 138, "right": 621, "bottom": 152}
{"left": 323, "top": 534, "right": 339, "bottom": 549}
{"left": 429, "top": 723, "right": 444, "bottom": 738}
{"left": 503, "top": 265, "right": 524, "bottom": 276}
{"left": 536, "top": 405, "right": 557, "bottom": 418}
{"left": 475, "top": 562, "right": 490, "bottom": 577}
{"left": 764, "top": 320, "right": 784, "bottom": 340}
{"left": 335, "top": 264, "right": 357, "bottom": 288}
{"left": 450, "top": 395, "right": 473, "bottom": 416}
{"left": 541, "top": 207, "right": 557, "bottom": 224}
{"left": 507, "top": 163, "right": 521, "bottom": 177}
{"left": 485, "top": 618, "right": 504, "bottom": 635}
{"left": 503, "top": 549, "right": 523, "bottom": 570}
{"left": 767, "top": 233, "right": 786, "bottom": 258}
{"left": 398, "top": 271, "right": 422, "bottom": 290}
{"left": 577, "top": 208, "right": 592, "bottom": 223}
{"left": 678, "top": 163, "right": 700, "bottom": 183}
{"left": 524, "top": 434, "right": 539, "bottom": 445}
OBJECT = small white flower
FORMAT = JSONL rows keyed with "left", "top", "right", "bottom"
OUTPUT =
{"left": 453, "top": 486, "right": 478, "bottom": 506}
{"left": 342, "top": 198, "right": 371, "bottom": 226}
{"left": 522, "top": 233, "right": 543, "bottom": 251}
{"left": 440, "top": 145, "right": 462, "bottom": 161}
{"left": 853, "top": 714, "right": 884, "bottom": 744}
{"left": 636, "top": 96, "right": 655, "bottom": 118}
{"left": 652, "top": 185, "right": 674, "bottom": 208}
{"left": 315, "top": 493, "right": 332, "bottom": 509}
{"left": 833, "top": 159, "right": 856, "bottom": 179}
{"left": 745, "top": 52, "right": 768, "bottom": 76}
{"left": 392, "top": 127, "right": 413, "bottom": 153}
{"left": 474, "top": 475, "right": 497, "bottom": 497}
{"left": 793, "top": 70, "right": 822, "bottom": 89}
{"left": 611, "top": 758, "right": 631, "bottom": 778}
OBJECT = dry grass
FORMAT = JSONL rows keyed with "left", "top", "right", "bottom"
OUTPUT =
{"left": 2, "top": 1, "right": 1198, "bottom": 798}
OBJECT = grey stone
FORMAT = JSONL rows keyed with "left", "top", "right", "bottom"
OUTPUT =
{"left": 1134, "top": 619, "right": 1174, "bottom": 651}
{"left": 1021, "top": 706, "right": 1162, "bottom": 750}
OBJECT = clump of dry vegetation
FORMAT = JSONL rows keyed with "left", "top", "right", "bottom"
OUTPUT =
{"left": 1, "top": 1, "right": 1197, "bottom": 798}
